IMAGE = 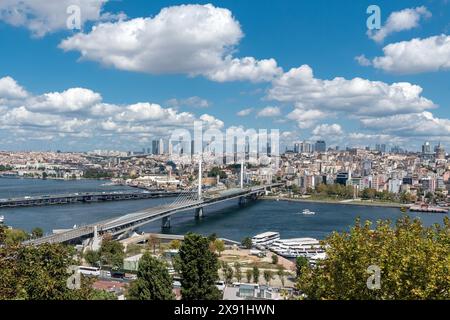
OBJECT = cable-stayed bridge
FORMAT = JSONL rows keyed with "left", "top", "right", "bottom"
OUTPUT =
{"left": 25, "top": 183, "right": 282, "bottom": 245}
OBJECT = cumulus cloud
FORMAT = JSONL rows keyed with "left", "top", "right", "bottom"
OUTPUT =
{"left": 312, "top": 123, "right": 343, "bottom": 137}
{"left": 286, "top": 108, "right": 327, "bottom": 129}
{"left": 367, "top": 6, "right": 431, "bottom": 43}
{"left": 236, "top": 108, "right": 253, "bottom": 117}
{"left": 0, "top": 76, "right": 28, "bottom": 100}
{"left": 166, "top": 96, "right": 210, "bottom": 108}
{"left": 354, "top": 54, "right": 372, "bottom": 67}
{"left": 59, "top": 4, "right": 281, "bottom": 82}
{"left": 0, "top": 76, "right": 225, "bottom": 143}
{"left": 257, "top": 106, "right": 281, "bottom": 117}
{"left": 27, "top": 88, "right": 102, "bottom": 113}
{"left": 360, "top": 112, "right": 450, "bottom": 137}
{"left": 0, "top": 0, "right": 122, "bottom": 37}
{"left": 268, "top": 64, "right": 435, "bottom": 117}
{"left": 371, "top": 35, "right": 450, "bottom": 74}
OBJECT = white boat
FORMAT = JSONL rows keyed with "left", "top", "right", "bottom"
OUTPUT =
{"left": 301, "top": 209, "right": 316, "bottom": 215}
{"left": 269, "top": 238, "right": 324, "bottom": 258}
{"left": 0, "top": 215, "right": 4, "bottom": 224}
{"left": 251, "top": 231, "right": 280, "bottom": 248}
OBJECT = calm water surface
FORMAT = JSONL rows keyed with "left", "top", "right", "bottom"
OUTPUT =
{"left": 1, "top": 178, "right": 447, "bottom": 241}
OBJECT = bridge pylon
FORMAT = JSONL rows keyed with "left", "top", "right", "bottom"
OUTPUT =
{"left": 240, "top": 160, "right": 244, "bottom": 189}
{"left": 161, "top": 216, "right": 171, "bottom": 229}
{"left": 198, "top": 159, "right": 202, "bottom": 200}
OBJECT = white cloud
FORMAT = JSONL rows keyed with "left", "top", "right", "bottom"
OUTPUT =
{"left": 355, "top": 54, "right": 372, "bottom": 67}
{"left": 28, "top": 88, "right": 102, "bottom": 113}
{"left": 286, "top": 108, "right": 327, "bottom": 129}
{"left": 360, "top": 112, "right": 450, "bottom": 137}
{"left": 372, "top": 35, "right": 450, "bottom": 74}
{"left": 199, "top": 114, "right": 224, "bottom": 130}
{"left": 205, "top": 56, "right": 282, "bottom": 82}
{"left": 0, "top": 76, "right": 225, "bottom": 142}
{"left": 367, "top": 6, "right": 431, "bottom": 43}
{"left": 268, "top": 64, "right": 435, "bottom": 117}
{"left": 312, "top": 124, "right": 343, "bottom": 137}
{"left": 0, "top": 0, "right": 119, "bottom": 37}
{"left": 257, "top": 106, "right": 281, "bottom": 118}
{"left": 0, "top": 76, "right": 28, "bottom": 100}
{"left": 59, "top": 4, "right": 280, "bottom": 82}
{"left": 236, "top": 108, "right": 253, "bottom": 117}
{"left": 166, "top": 96, "right": 210, "bottom": 108}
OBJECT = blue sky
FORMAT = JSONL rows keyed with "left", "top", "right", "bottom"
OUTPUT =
{"left": 0, "top": 0, "right": 449, "bottom": 151}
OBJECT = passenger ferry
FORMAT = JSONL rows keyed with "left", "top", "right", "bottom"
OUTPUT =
{"left": 251, "top": 231, "right": 280, "bottom": 247}
{"left": 268, "top": 238, "right": 324, "bottom": 258}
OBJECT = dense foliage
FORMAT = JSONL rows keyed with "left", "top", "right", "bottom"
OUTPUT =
{"left": 0, "top": 241, "right": 114, "bottom": 300}
{"left": 177, "top": 233, "right": 221, "bottom": 300}
{"left": 127, "top": 252, "right": 175, "bottom": 300}
{"left": 297, "top": 216, "right": 450, "bottom": 300}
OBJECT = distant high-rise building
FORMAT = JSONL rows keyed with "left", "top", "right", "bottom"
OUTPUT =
{"left": 435, "top": 143, "right": 445, "bottom": 160}
{"left": 315, "top": 140, "right": 326, "bottom": 153}
{"left": 375, "top": 144, "right": 386, "bottom": 153}
{"left": 300, "top": 141, "right": 313, "bottom": 153}
{"left": 152, "top": 139, "right": 164, "bottom": 155}
{"left": 294, "top": 143, "right": 300, "bottom": 154}
{"left": 422, "top": 141, "right": 432, "bottom": 155}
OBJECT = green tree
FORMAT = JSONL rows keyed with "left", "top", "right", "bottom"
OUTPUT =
{"left": 127, "top": 252, "right": 174, "bottom": 300}
{"left": 297, "top": 216, "right": 450, "bottom": 300}
{"left": 222, "top": 262, "right": 234, "bottom": 285}
{"left": 241, "top": 237, "right": 252, "bottom": 249}
{"left": 31, "top": 227, "right": 44, "bottom": 239}
{"left": 0, "top": 243, "right": 113, "bottom": 300}
{"left": 246, "top": 269, "right": 253, "bottom": 283}
{"left": 263, "top": 270, "right": 273, "bottom": 285}
{"left": 84, "top": 250, "right": 101, "bottom": 267}
{"left": 208, "top": 167, "right": 227, "bottom": 179}
{"left": 99, "top": 236, "right": 125, "bottom": 269}
{"left": 252, "top": 266, "right": 260, "bottom": 284}
{"left": 214, "top": 239, "right": 225, "bottom": 256}
{"left": 4, "top": 228, "right": 29, "bottom": 245}
{"left": 148, "top": 234, "right": 161, "bottom": 254}
{"left": 169, "top": 239, "right": 181, "bottom": 250}
{"left": 277, "top": 265, "right": 286, "bottom": 287}
{"left": 295, "top": 256, "right": 308, "bottom": 279}
{"left": 234, "top": 262, "right": 242, "bottom": 282}
{"left": 271, "top": 254, "right": 279, "bottom": 265}
{"left": 178, "top": 233, "right": 221, "bottom": 300}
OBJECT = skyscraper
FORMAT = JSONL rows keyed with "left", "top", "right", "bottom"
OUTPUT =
{"left": 422, "top": 141, "right": 432, "bottom": 155}
{"left": 152, "top": 139, "right": 164, "bottom": 155}
{"left": 315, "top": 140, "right": 326, "bottom": 153}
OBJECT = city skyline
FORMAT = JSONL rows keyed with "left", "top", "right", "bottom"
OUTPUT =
{"left": 1, "top": 1, "right": 450, "bottom": 152}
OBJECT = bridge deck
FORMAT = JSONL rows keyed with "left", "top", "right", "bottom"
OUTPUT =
{"left": 25, "top": 184, "right": 282, "bottom": 245}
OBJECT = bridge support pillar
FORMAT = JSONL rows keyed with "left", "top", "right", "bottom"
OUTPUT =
{"left": 161, "top": 216, "right": 171, "bottom": 229}
{"left": 195, "top": 207, "right": 204, "bottom": 219}
{"left": 238, "top": 196, "right": 247, "bottom": 207}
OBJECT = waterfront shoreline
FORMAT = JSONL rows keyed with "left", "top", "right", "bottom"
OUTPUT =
{"left": 261, "top": 196, "right": 406, "bottom": 209}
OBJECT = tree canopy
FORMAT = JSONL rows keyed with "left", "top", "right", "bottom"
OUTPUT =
{"left": 177, "top": 233, "right": 221, "bottom": 300}
{"left": 127, "top": 252, "right": 174, "bottom": 300}
{"left": 0, "top": 243, "right": 114, "bottom": 300}
{"left": 297, "top": 216, "right": 450, "bottom": 300}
